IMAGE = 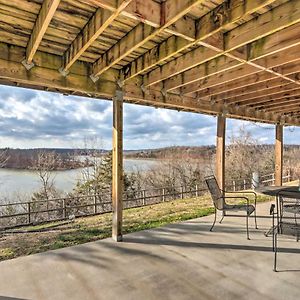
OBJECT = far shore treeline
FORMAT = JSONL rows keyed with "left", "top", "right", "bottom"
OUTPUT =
{"left": 0, "top": 144, "right": 299, "bottom": 171}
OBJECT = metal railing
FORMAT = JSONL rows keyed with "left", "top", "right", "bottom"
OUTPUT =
{"left": 227, "top": 170, "right": 293, "bottom": 192}
{"left": 0, "top": 184, "right": 207, "bottom": 230}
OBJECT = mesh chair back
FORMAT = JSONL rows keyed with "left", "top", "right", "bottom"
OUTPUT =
{"left": 278, "top": 196, "right": 300, "bottom": 238}
{"left": 205, "top": 176, "right": 224, "bottom": 210}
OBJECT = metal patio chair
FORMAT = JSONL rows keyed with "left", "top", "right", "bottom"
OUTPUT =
{"left": 205, "top": 175, "right": 257, "bottom": 240}
{"left": 270, "top": 192, "right": 300, "bottom": 272}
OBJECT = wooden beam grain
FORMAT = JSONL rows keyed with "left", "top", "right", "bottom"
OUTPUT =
{"left": 275, "top": 124, "right": 283, "bottom": 186}
{"left": 91, "top": 0, "right": 204, "bottom": 78}
{"left": 25, "top": 0, "right": 61, "bottom": 65}
{"left": 112, "top": 88, "right": 124, "bottom": 242}
{"left": 216, "top": 115, "right": 226, "bottom": 191}
{"left": 62, "top": 0, "right": 133, "bottom": 74}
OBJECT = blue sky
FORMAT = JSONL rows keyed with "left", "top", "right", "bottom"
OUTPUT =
{"left": 0, "top": 85, "right": 299, "bottom": 149}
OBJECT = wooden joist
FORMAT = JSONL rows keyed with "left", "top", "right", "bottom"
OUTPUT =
{"left": 196, "top": 69, "right": 300, "bottom": 100}
{"left": 178, "top": 2, "right": 300, "bottom": 94}
{"left": 91, "top": 0, "right": 204, "bottom": 79}
{"left": 61, "top": 0, "right": 133, "bottom": 74}
{"left": 24, "top": 0, "right": 61, "bottom": 68}
{"left": 122, "top": 0, "right": 278, "bottom": 82}
{"left": 89, "top": 0, "right": 196, "bottom": 40}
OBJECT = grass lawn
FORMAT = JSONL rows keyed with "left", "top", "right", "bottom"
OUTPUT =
{"left": 0, "top": 192, "right": 271, "bottom": 261}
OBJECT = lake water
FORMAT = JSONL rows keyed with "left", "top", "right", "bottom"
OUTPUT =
{"left": 0, "top": 159, "right": 157, "bottom": 202}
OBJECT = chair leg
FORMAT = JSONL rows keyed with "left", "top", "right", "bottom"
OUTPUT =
{"left": 219, "top": 215, "right": 225, "bottom": 224}
{"left": 254, "top": 209, "right": 258, "bottom": 229}
{"left": 273, "top": 233, "right": 278, "bottom": 272}
{"left": 246, "top": 213, "right": 250, "bottom": 240}
{"left": 210, "top": 209, "right": 217, "bottom": 232}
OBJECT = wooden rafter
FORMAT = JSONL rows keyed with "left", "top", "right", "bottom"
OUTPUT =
{"left": 122, "top": 0, "right": 278, "bottom": 82}
{"left": 24, "top": 0, "right": 61, "bottom": 68}
{"left": 90, "top": 0, "right": 204, "bottom": 79}
{"left": 218, "top": 83, "right": 298, "bottom": 104}
{"left": 190, "top": 62, "right": 300, "bottom": 99}
{"left": 196, "top": 70, "right": 300, "bottom": 100}
{"left": 236, "top": 89, "right": 300, "bottom": 108}
{"left": 88, "top": 0, "right": 196, "bottom": 40}
{"left": 179, "top": 1, "right": 300, "bottom": 95}
{"left": 61, "top": 0, "right": 133, "bottom": 74}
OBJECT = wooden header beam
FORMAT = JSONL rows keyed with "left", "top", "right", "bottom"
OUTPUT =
{"left": 1, "top": 41, "right": 300, "bottom": 126}
{"left": 24, "top": 0, "right": 61, "bottom": 68}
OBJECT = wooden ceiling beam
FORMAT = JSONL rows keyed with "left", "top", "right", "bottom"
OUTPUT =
{"left": 264, "top": 104, "right": 300, "bottom": 113}
{"left": 196, "top": 71, "right": 300, "bottom": 100}
{"left": 23, "top": 0, "right": 61, "bottom": 68}
{"left": 224, "top": 83, "right": 300, "bottom": 105}
{"left": 254, "top": 97, "right": 300, "bottom": 110}
{"left": 236, "top": 89, "right": 300, "bottom": 107}
{"left": 193, "top": 63, "right": 300, "bottom": 99}
{"left": 60, "top": 0, "right": 133, "bottom": 75}
{"left": 89, "top": 0, "right": 195, "bottom": 40}
{"left": 91, "top": 0, "right": 204, "bottom": 79}
{"left": 121, "top": 0, "right": 277, "bottom": 82}
{"left": 181, "top": 4, "right": 300, "bottom": 94}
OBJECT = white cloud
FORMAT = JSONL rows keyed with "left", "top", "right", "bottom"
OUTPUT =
{"left": 0, "top": 85, "right": 299, "bottom": 149}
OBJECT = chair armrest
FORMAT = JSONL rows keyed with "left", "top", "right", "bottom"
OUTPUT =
{"left": 224, "top": 190, "right": 257, "bottom": 207}
{"left": 223, "top": 196, "right": 250, "bottom": 205}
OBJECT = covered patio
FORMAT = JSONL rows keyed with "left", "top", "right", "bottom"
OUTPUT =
{"left": 0, "top": 201, "right": 299, "bottom": 300}
{"left": 0, "top": 1, "right": 300, "bottom": 297}
{"left": 0, "top": 0, "right": 299, "bottom": 241}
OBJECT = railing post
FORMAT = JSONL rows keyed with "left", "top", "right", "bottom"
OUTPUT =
{"left": 233, "top": 180, "right": 236, "bottom": 192}
{"left": 243, "top": 179, "right": 246, "bottom": 190}
{"left": 195, "top": 184, "right": 198, "bottom": 197}
{"left": 94, "top": 195, "right": 97, "bottom": 214}
{"left": 162, "top": 188, "right": 165, "bottom": 202}
{"left": 62, "top": 199, "right": 66, "bottom": 219}
{"left": 181, "top": 186, "right": 184, "bottom": 199}
{"left": 27, "top": 202, "right": 31, "bottom": 224}
{"left": 142, "top": 190, "right": 146, "bottom": 206}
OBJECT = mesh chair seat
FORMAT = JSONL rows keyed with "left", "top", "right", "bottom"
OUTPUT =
{"left": 282, "top": 203, "right": 300, "bottom": 214}
{"left": 224, "top": 204, "right": 255, "bottom": 215}
{"left": 279, "top": 223, "right": 300, "bottom": 237}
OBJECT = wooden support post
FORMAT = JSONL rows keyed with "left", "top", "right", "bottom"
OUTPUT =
{"left": 112, "top": 88, "right": 123, "bottom": 242}
{"left": 275, "top": 124, "right": 283, "bottom": 186}
{"left": 216, "top": 115, "right": 226, "bottom": 192}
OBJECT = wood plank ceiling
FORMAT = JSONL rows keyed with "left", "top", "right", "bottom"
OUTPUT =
{"left": 0, "top": 0, "right": 299, "bottom": 126}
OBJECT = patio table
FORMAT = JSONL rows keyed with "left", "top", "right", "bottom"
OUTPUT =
{"left": 255, "top": 186, "right": 300, "bottom": 236}
{"left": 255, "top": 186, "right": 300, "bottom": 199}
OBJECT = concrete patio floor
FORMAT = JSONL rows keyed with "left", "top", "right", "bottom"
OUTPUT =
{"left": 0, "top": 201, "right": 299, "bottom": 300}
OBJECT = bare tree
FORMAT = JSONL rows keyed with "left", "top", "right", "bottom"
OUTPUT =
{"left": 33, "top": 151, "right": 58, "bottom": 201}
